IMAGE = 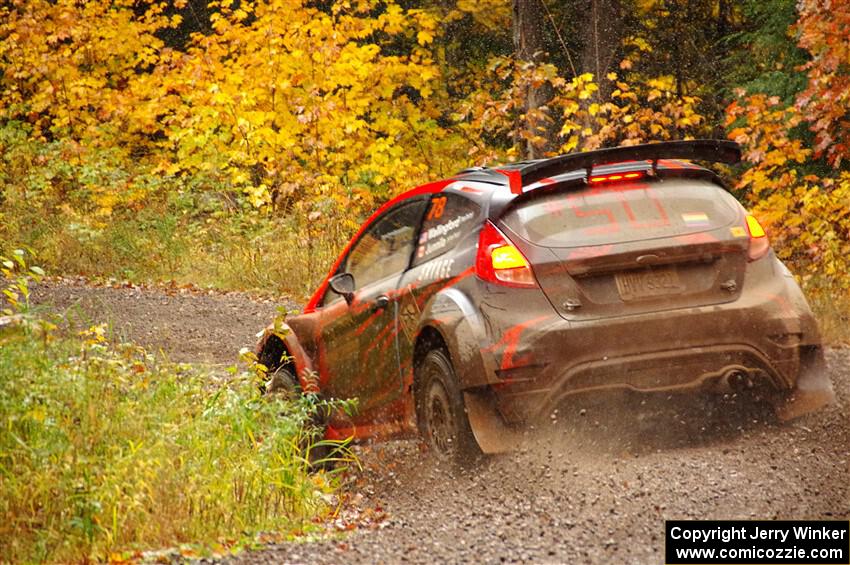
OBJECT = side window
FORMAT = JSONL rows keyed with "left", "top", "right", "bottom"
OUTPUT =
{"left": 413, "top": 193, "right": 480, "bottom": 266}
{"left": 346, "top": 200, "right": 427, "bottom": 289}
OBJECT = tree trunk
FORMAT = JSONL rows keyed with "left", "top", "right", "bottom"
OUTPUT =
{"left": 578, "top": 0, "right": 622, "bottom": 103}
{"left": 513, "top": 0, "right": 556, "bottom": 159}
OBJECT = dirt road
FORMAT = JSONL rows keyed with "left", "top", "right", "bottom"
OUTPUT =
{"left": 31, "top": 279, "right": 287, "bottom": 365}
{"left": 32, "top": 280, "right": 850, "bottom": 564}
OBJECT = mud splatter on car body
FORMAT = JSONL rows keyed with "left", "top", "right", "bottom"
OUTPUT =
{"left": 256, "top": 140, "right": 834, "bottom": 459}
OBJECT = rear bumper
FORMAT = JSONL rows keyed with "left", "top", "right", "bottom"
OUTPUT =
{"left": 493, "top": 342, "right": 807, "bottom": 423}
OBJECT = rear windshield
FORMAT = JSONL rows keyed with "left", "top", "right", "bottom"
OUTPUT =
{"left": 502, "top": 179, "right": 738, "bottom": 248}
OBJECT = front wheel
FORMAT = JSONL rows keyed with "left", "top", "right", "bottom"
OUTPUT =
{"left": 415, "top": 349, "right": 481, "bottom": 463}
{"left": 263, "top": 366, "right": 337, "bottom": 469}
{"left": 265, "top": 365, "right": 299, "bottom": 397}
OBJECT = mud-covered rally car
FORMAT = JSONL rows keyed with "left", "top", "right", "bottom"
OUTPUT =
{"left": 256, "top": 140, "right": 834, "bottom": 460}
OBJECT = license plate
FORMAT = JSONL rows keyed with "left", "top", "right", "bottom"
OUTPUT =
{"left": 615, "top": 267, "right": 684, "bottom": 301}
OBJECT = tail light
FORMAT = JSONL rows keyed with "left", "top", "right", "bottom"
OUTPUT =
{"left": 589, "top": 171, "right": 644, "bottom": 184}
{"left": 475, "top": 221, "right": 537, "bottom": 288}
{"left": 745, "top": 214, "right": 770, "bottom": 261}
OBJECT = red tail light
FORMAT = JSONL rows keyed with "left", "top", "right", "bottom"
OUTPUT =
{"left": 475, "top": 221, "right": 537, "bottom": 288}
{"left": 745, "top": 214, "right": 770, "bottom": 261}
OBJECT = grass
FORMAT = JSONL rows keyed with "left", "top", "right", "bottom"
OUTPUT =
{"left": 806, "top": 279, "right": 850, "bottom": 346}
{"left": 0, "top": 197, "right": 352, "bottom": 301}
{"left": 0, "top": 320, "right": 350, "bottom": 563}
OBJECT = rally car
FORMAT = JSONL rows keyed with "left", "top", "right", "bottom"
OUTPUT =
{"left": 256, "top": 140, "right": 834, "bottom": 460}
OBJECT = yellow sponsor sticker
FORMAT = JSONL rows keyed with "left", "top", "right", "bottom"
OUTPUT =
{"left": 730, "top": 226, "right": 747, "bottom": 238}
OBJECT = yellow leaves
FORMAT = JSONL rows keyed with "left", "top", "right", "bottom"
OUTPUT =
{"left": 244, "top": 183, "right": 271, "bottom": 209}
{"left": 79, "top": 323, "right": 108, "bottom": 348}
{"left": 455, "top": 0, "right": 511, "bottom": 30}
{"left": 461, "top": 52, "right": 711, "bottom": 161}
{"left": 92, "top": 190, "right": 118, "bottom": 217}
{"left": 576, "top": 80, "right": 598, "bottom": 100}
{"left": 629, "top": 36, "right": 653, "bottom": 52}
{"left": 751, "top": 174, "right": 850, "bottom": 288}
{"left": 379, "top": 4, "right": 405, "bottom": 34}
{"left": 0, "top": 0, "right": 171, "bottom": 146}
{"left": 417, "top": 30, "right": 434, "bottom": 46}
{"left": 143, "top": 0, "right": 445, "bottom": 212}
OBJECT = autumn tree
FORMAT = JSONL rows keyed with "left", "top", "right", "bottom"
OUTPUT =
{"left": 156, "top": 0, "right": 450, "bottom": 216}
{"left": 1, "top": 0, "right": 848, "bottom": 297}
{"left": 512, "top": 0, "right": 557, "bottom": 158}
{"left": 726, "top": 0, "right": 850, "bottom": 289}
{"left": 795, "top": 0, "right": 850, "bottom": 167}
{"left": 575, "top": 0, "right": 625, "bottom": 102}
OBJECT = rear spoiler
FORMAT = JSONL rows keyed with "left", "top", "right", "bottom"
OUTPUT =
{"left": 497, "top": 140, "right": 741, "bottom": 194}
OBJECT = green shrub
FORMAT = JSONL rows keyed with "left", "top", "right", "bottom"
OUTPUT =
{"left": 0, "top": 324, "right": 348, "bottom": 562}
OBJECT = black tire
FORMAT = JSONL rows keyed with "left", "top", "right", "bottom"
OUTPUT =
{"left": 264, "top": 366, "right": 336, "bottom": 470}
{"left": 415, "top": 349, "right": 481, "bottom": 463}
{"left": 265, "top": 365, "right": 299, "bottom": 397}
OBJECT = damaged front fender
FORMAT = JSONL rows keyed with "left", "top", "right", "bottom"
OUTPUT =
{"left": 254, "top": 321, "right": 315, "bottom": 390}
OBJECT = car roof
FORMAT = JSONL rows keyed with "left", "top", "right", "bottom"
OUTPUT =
{"left": 409, "top": 140, "right": 741, "bottom": 218}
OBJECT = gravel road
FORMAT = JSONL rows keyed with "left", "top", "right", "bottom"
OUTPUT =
{"left": 32, "top": 280, "right": 850, "bottom": 564}
{"left": 234, "top": 352, "right": 849, "bottom": 565}
{"left": 31, "top": 278, "right": 288, "bottom": 364}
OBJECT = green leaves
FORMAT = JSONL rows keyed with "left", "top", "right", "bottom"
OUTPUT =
{"left": 1, "top": 248, "right": 43, "bottom": 316}
{"left": 0, "top": 325, "right": 354, "bottom": 562}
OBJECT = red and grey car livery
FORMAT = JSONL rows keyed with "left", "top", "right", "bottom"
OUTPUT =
{"left": 256, "top": 140, "right": 834, "bottom": 460}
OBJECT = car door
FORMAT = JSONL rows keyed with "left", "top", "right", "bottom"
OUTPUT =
{"left": 318, "top": 198, "right": 428, "bottom": 422}
{"left": 396, "top": 192, "right": 482, "bottom": 369}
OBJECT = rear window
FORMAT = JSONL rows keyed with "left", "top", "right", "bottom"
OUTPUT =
{"left": 501, "top": 179, "right": 738, "bottom": 248}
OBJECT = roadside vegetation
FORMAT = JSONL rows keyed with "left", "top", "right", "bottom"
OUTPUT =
{"left": 0, "top": 253, "right": 351, "bottom": 562}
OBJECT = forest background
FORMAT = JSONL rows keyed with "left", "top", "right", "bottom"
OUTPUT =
{"left": 2, "top": 1, "right": 850, "bottom": 561}
{"left": 1, "top": 0, "right": 848, "bottom": 336}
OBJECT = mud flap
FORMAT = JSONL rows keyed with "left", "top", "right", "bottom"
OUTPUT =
{"left": 774, "top": 348, "right": 836, "bottom": 421}
{"left": 463, "top": 389, "right": 521, "bottom": 454}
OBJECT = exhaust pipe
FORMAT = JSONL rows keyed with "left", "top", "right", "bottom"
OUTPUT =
{"left": 714, "top": 367, "right": 754, "bottom": 393}
{"left": 726, "top": 370, "right": 754, "bottom": 391}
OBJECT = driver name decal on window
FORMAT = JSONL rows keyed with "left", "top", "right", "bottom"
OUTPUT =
{"left": 414, "top": 194, "right": 479, "bottom": 266}
{"left": 417, "top": 211, "right": 475, "bottom": 259}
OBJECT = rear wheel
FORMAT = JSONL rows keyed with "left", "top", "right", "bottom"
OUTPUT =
{"left": 415, "top": 349, "right": 481, "bottom": 463}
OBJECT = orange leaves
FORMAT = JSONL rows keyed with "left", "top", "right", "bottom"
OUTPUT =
{"left": 726, "top": 88, "right": 850, "bottom": 289}
{"left": 795, "top": 0, "right": 850, "bottom": 167}
{"left": 725, "top": 94, "right": 810, "bottom": 196}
